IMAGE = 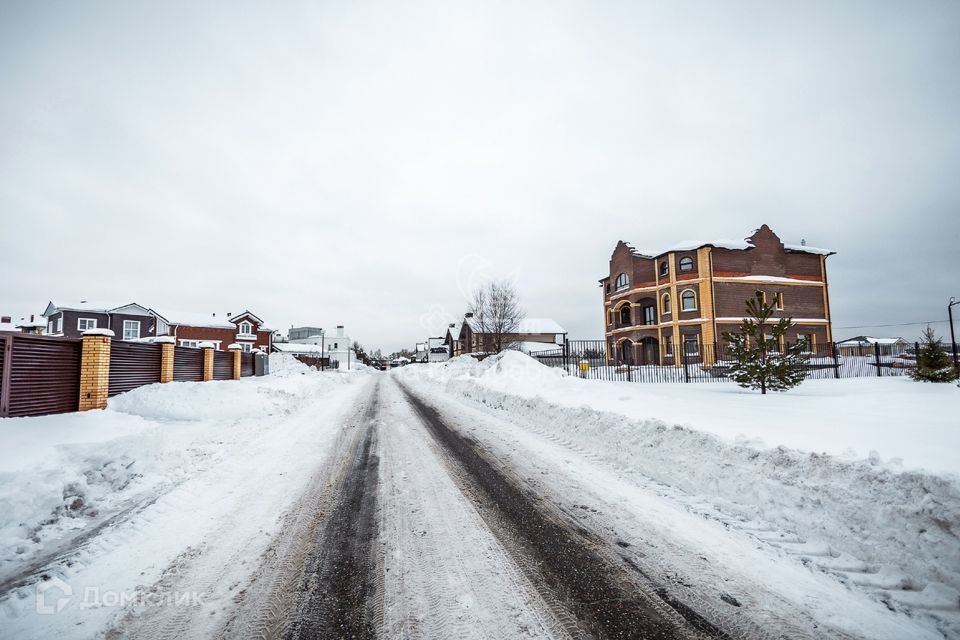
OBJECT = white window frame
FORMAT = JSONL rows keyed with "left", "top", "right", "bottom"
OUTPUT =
{"left": 179, "top": 339, "right": 200, "bottom": 348}
{"left": 240, "top": 343, "right": 253, "bottom": 353}
{"left": 239, "top": 321, "right": 253, "bottom": 335}
{"left": 680, "top": 289, "right": 697, "bottom": 312}
{"left": 123, "top": 320, "right": 140, "bottom": 341}
{"left": 678, "top": 256, "right": 694, "bottom": 272}
{"left": 614, "top": 273, "right": 630, "bottom": 291}
{"left": 775, "top": 292, "right": 784, "bottom": 310}
{"left": 77, "top": 317, "right": 97, "bottom": 331}
{"left": 56, "top": 317, "right": 63, "bottom": 334}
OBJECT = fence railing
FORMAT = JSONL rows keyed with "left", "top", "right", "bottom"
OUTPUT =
{"left": 529, "top": 339, "right": 947, "bottom": 384}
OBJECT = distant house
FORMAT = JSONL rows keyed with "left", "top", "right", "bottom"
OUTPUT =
{"left": 285, "top": 325, "right": 353, "bottom": 368}
{"left": 458, "top": 315, "right": 567, "bottom": 355}
{"left": 161, "top": 310, "right": 272, "bottom": 352}
{"left": 42, "top": 301, "right": 166, "bottom": 341}
{"left": 444, "top": 321, "right": 464, "bottom": 357}
{"left": 836, "top": 336, "right": 909, "bottom": 357}
{"left": 0, "top": 314, "right": 45, "bottom": 334}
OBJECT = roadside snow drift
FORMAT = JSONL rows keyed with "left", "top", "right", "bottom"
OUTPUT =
{"left": 395, "top": 353, "right": 960, "bottom": 598}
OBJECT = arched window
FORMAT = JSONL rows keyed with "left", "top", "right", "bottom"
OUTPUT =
{"left": 619, "top": 304, "right": 631, "bottom": 325}
{"left": 681, "top": 289, "right": 697, "bottom": 311}
{"left": 615, "top": 273, "right": 630, "bottom": 291}
{"left": 661, "top": 293, "right": 671, "bottom": 314}
{"left": 679, "top": 257, "right": 694, "bottom": 272}
{"left": 659, "top": 261, "right": 668, "bottom": 277}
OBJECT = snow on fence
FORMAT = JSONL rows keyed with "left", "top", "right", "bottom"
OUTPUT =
{"left": 531, "top": 339, "right": 943, "bottom": 384}
{"left": 0, "top": 331, "right": 262, "bottom": 419}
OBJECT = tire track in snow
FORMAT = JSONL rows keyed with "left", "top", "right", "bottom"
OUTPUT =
{"left": 217, "top": 378, "right": 381, "bottom": 640}
{"left": 398, "top": 380, "right": 713, "bottom": 640}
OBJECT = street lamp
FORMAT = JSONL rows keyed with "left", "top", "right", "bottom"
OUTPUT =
{"left": 949, "top": 298, "right": 959, "bottom": 371}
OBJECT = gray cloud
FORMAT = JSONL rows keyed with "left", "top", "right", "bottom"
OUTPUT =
{"left": 2, "top": 0, "right": 958, "bottom": 350}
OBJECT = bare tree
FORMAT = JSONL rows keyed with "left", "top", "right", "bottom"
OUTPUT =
{"left": 466, "top": 279, "right": 524, "bottom": 354}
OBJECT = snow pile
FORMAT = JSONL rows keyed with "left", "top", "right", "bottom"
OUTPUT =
{"left": 0, "top": 357, "right": 365, "bottom": 580}
{"left": 395, "top": 352, "right": 960, "bottom": 594}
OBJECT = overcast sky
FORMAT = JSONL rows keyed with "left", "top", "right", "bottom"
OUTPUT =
{"left": 2, "top": 1, "right": 958, "bottom": 352}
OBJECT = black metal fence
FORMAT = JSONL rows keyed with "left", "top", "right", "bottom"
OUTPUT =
{"left": 529, "top": 339, "right": 951, "bottom": 384}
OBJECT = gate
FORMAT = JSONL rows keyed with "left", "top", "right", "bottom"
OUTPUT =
{"left": 213, "top": 350, "right": 233, "bottom": 380}
{"left": 1, "top": 333, "right": 82, "bottom": 417}
{"left": 240, "top": 352, "right": 255, "bottom": 377}
{"left": 173, "top": 346, "right": 204, "bottom": 382}
{"left": 109, "top": 341, "right": 163, "bottom": 397}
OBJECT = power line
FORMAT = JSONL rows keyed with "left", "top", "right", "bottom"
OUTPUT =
{"left": 832, "top": 319, "right": 948, "bottom": 330}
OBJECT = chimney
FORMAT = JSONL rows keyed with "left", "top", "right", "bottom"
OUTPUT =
{"left": 336, "top": 325, "right": 344, "bottom": 338}
{"left": 212, "top": 313, "right": 216, "bottom": 317}
{"left": 465, "top": 312, "right": 474, "bottom": 318}
{"left": 449, "top": 323, "right": 455, "bottom": 328}
{"left": 801, "top": 239, "right": 807, "bottom": 246}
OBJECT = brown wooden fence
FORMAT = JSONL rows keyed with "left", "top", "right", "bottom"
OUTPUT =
{"left": 0, "top": 332, "right": 82, "bottom": 417}
{"left": 240, "top": 352, "right": 255, "bottom": 377}
{"left": 173, "top": 346, "right": 204, "bottom": 382}
{"left": 109, "top": 341, "right": 163, "bottom": 397}
{"left": 213, "top": 350, "right": 233, "bottom": 380}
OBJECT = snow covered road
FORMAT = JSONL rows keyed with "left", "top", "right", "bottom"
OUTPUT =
{"left": 1, "top": 354, "right": 955, "bottom": 639}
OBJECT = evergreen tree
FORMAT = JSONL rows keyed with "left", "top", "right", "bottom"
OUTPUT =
{"left": 910, "top": 326, "right": 959, "bottom": 382}
{"left": 722, "top": 291, "right": 810, "bottom": 394}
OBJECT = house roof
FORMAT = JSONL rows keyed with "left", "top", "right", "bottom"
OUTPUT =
{"left": 158, "top": 310, "right": 236, "bottom": 329}
{"left": 230, "top": 310, "right": 264, "bottom": 324}
{"left": 637, "top": 238, "right": 834, "bottom": 258}
{"left": 273, "top": 342, "right": 325, "bottom": 354}
{"left": 837, "top": 336, "right": 907, "bottom": 346}
{"left": 464, "top": 317, "right": 567, "bottom": 335}
{"left": 43, "top": 301, "right": 160, "bottom": 317}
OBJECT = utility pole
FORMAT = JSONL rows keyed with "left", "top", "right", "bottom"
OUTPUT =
{"left": 949, "top": 297, "right": 959, "bottom": 371}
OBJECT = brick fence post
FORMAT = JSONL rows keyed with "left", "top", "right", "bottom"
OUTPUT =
{"left": 157, "top": 337, "right": 176, "bottom": 383}
{"left": 200, "top": 342, "right": 215, "bottom": 381}
{"left": 228, "top": 344, "right": 241, "bottom": 380}
{"left": 79, "top": 329, "right": 114, "bottom": 411}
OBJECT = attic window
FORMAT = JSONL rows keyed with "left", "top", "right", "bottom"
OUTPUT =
{"left": 679, "top": 257, "right": 694, "bottom": 272}
{"left": 239, "top": 321, "right": 253, "bottom": 335}
{"left": 659, "top": 261, "right": 668, "bottom": 277}
{"left": 615, "top": 273, "right": 630, "bottom": 291}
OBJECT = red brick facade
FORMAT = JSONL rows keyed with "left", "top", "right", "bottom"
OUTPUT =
{"left": 170, "top": 312, "right": 272, "bottom": 353}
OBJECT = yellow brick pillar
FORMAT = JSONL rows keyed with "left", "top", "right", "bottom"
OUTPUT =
{"left": 158, "top": 338, "right": 175, "bottom": 383}
{"left": 697, "top": 247, "right": 716, "bottom": 367}
{"left": 79, "top": 329, "right": 113, "bottom": 411}
{"left": 200, "top": 342, "right": 215, "bottom": 381}
{"left": 228, "top": 344, "right": 241, "bottom": 380}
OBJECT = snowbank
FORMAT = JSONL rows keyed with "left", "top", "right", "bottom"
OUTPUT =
{"left": 395, "top": 352, "right": 960, "bottom": 593}
{"left": 0, "top": 354, "right": 361, "bottom": 580}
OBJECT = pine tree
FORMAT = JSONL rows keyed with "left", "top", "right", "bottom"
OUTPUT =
{"left": 722, "top": 291, "right": 810, "bottom": 394}
{"left": 910, "top": 326, "right": 959, "bottom": 382}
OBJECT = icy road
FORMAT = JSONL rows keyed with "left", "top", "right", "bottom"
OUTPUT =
{"left": 1, "top": 363, "right": 951, "bottom": 639}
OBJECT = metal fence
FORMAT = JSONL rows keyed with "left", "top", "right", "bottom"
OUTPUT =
{"left": 0, "top": 332, "right": 83, "bottom": 417}
{"left": 109, "top": 341, "right": 162, "bottom": 397}
{"left": 530, "top": 339, "right": 948, "bottom": 384}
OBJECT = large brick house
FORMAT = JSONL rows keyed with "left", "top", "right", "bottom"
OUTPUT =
{"left": 160, "top": 310, "right": 272, "bottom": 353}
{"left": 599, "top": 225, "right": 834, "bottom": 366}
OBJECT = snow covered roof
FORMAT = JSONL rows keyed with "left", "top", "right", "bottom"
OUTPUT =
{"left": 638, "top": 238, "right": 834, "bottom": 258}
{"left": 837, "top": 336, "right": 908, "bottom": 346}
{"left": 44, "top": 301, "right": 159, "bottom": 317}
{"left": 465, "top": 317, "right": 567, "bottom": 335}
{"left": 15, "top": 319, "right": 47, "bottom": 329}
{"left": 158, "top": 310, "right": 236, "bottom": 329}
{"left": 272, "top": 342, "right": 325, "bottom": 354}
{"left": 445, "top": 321, "right": 464, "bottom": 341}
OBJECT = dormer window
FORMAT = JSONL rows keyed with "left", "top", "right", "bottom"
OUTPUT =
{"left": 239, "top": 321, "right": 253, "bottom": 335}
{"left": 659, "top": 261, "right": 668, "bottom": 277}
{"left": 679, "top": 257, "right": 694, "bottom": 272}
{"left": 615, "top": 273, "right": 630, "bottom": 291}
